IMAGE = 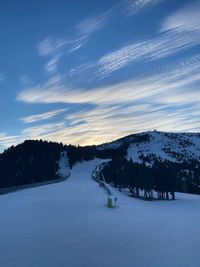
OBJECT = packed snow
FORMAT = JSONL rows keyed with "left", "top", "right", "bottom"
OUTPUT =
{"left": 0, "top": 159, "right": 200, "bottom": 267}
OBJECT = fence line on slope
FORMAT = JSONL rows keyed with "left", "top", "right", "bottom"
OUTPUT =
{"left": 91, "top": 162, "right": 111, "bottom": 196}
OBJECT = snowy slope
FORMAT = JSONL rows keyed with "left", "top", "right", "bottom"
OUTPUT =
{"left": 97, "top": 131, "right": 200, "bottom": 163}
{"left": 127, "top": 131, "right": 200, "bottom": 163}
{"left": 0, "top": 159, "right": 200, "bottom": 267}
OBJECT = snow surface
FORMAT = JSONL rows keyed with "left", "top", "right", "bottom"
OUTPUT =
{"left": 0, "top": 159, "right": 200, "bottom": 267}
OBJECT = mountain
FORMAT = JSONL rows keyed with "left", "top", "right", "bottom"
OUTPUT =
{"left": 0, "top": 131, "right": 200, "bottom": 194}
{"left": 98, "top": 130, "right": 200, "bottom": 164}
{"left": 97, "top": 131, "right": 200, "bottom": 195}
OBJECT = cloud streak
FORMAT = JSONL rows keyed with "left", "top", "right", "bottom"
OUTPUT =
{"left": 125, "top": 0, "right": 163, "bottom": 15}
{"left": 44, "top": 54, "right": 62, "bottom": 75}
{"left": 71, "top": 12, "right": 111, "bottom": 51}
{"left": 0, "top": 133, "right": 22, "bottom": 151}
{"left": 20, "top": 108, "right": 67, "bottom": 123}
{"left": 96, "top": 31, "right": 200, "bottom": 78}
{"left": 37, "top": 10, "right": 112, "bottom": 76}
{"left": 68, "top": 2, "right": 200, "bottom": 80}
{"left": 37, "top": 38, "right": 66, "bottom": 57}
{"left": 17, "top": 54, "right": 200, "bottom": 106}
{"left": 0, "top": 73, "right": 6, "bottom": 82}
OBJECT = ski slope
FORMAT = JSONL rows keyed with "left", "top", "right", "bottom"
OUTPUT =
{"left": 0, "top": 159, "right": 200, "bottom": 267}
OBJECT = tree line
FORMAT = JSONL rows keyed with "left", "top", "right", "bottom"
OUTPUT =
{"left": 101, "top": 157, "right": 200, "bottom": 200}
{"left": 0, "top": 140, "right": 127, "bottom": 189}
{"left": 0, "top": 140, "right": 64, "bottom": 189}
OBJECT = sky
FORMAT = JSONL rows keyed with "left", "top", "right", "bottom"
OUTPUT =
{"left": 0, "top": 0, "right": 200, "bottom": 151}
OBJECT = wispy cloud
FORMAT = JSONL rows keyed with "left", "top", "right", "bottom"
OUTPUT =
{"left": 99, "top": 33, "right": 200, "bottom": 78}
{"left": 17, "top": 54, "right": 200, "bottom": 106}
{"left": 125, "top": 0, "right": 163, "bottom": 15}
{"left": 37, "top": 10, "right": 112, "bottom": 76}
{"left": 37, "top": 38, "right": 66, "bottom": 57}
{"left": 68, "top": 10, "right": 113, "bottom": 54}
{"left": 97, "top": 33, "right": 200, "bottom": 80}
{"left": 161, "top": 1, "right": 200, "bottom": 33}
{"left": 0, "top": 133, "right": 21, "bottom": 151}
{"left": 68, "top": 2, "right": 200, "bottom": 80}
{"left": 13, "top": 103, "right": 200, "bottom": 148}
{"left": 71, "top": 12, "right": 110, "bottom": 51}
{"left": 2, "top": 101, "right": 200, "bottom": 150}
{"left": 4, "top": 54, "right": 200, "bottom": 149}
{"left": 38, "top": 12, "right": 110, "bottom": 58}
{"left": 22, "top": 122, "right": 66, "bottom": 139}
{"left": 20, "top": 108, "right": 67, "bottom": 124}
{"left": 44, "top": 54, "right": 62, "bottom": 75}
{"left": 0, "top": 122, "right": 66, "bottom": 150}
{"left": 0, "top": 73, "right": 6, "bottom": 82}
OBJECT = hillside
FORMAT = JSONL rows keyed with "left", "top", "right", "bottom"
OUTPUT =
{"left": 0, "top": 140, "right": 69, "bottom": 191}
{"left": 0, "top": 159, "right": 200, "bottom": 267}
{"left": 127, "top": 131, "right": 200, "bottom": 163}
{"left": 98, "top": 131, "right": 200, "bottom": 195}
{"left": 98, "top": 131, "right": 200, "bottom": 163}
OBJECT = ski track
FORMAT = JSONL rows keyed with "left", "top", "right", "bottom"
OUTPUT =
{"left": 0, "top": 159, "right": 200, "bottom": 267}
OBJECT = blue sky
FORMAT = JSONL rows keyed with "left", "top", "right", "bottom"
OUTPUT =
{"left": 0, "top": 0, "right": 200, "bottom": 151}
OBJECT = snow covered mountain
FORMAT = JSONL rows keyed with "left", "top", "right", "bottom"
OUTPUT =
{"left": 97, "top": 131, "right": 200, "bottom": 164}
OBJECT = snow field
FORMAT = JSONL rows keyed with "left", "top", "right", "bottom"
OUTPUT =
{"left": 0, "top": 159, "right": 200, "bottom": 267}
